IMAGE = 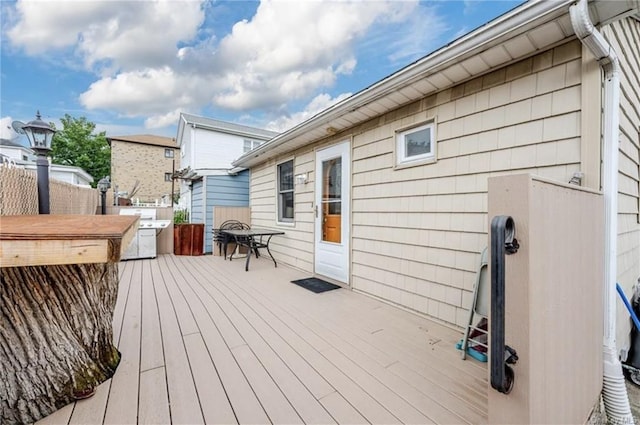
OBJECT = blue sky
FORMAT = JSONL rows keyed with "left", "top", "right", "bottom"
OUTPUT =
{"left": 1, "top": 0, "right": 523, "bottom": 146}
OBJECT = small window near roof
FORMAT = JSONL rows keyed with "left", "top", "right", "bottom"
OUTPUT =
{"left": 165, "top": 148, "right": 174, "bottom": 158}
{"left": 244, "top": 139, "right": 263, "bottom": 153}
{"left": 396, "top": 121, "right": 436, "bottom": 166}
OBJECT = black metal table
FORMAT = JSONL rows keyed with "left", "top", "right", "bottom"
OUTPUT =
{"left": 221, "top": 228, "right": 285, "bottom": 271}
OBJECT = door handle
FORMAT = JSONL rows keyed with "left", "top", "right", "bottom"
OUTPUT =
{"left": 490, "top": 215, "right": 519, "bottom": 394}
{"left": 314, "top": 204, "right": 318, "bottom": 218}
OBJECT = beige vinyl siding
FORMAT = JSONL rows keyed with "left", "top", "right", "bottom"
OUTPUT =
{"left": 604, "top": 18, "right": 640, "bottom": 352}
{"left": 350, "top": 41, "right": 583, "bottom": 327}
{"left": 246, "top": 39, "right": 632, "bottom": 329}
{"left": 249, "top": 152, "right": 316, "bottom": 272}
{"left": 248, "top": 41, "right": 584, "bottom": 326}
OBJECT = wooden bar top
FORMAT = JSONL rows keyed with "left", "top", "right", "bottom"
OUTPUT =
{"left": 0, "top": 215, "right": 139, "bottom": 267}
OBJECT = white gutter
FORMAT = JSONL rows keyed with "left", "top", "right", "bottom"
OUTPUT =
{"left": 227, "top": 167, "right": 246, "bottom": 175}
{"left": 570, "top": 1, "right": 632, "bottom": 422}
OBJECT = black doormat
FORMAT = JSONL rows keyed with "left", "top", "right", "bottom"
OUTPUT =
{"left": 291, "top": 277, "right": 341, "bottom": 293}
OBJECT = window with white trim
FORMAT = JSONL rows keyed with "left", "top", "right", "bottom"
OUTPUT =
{"left": 395, "top": 121, "right": 436, "bottom": 166}
{"left": 277, "top": 160, "right": 294, "bottom": 222}
{"left": 164, "top": 148, "right": 174, "bottom": 158}
{"left": 243, "top": 139, "right": 263, "bottom": 153}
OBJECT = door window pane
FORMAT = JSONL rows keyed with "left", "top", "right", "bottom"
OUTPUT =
{"left": 321, "top": 158, "right": 341, "bottom": 243}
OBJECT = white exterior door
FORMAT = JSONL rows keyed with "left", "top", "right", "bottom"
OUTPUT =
{"left": 315, "top": 141, "right": 350, "bottom": 283}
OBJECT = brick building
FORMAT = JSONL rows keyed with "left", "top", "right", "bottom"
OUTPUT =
{"left": 108, "top": 134, "right": 180, "bottom": 204}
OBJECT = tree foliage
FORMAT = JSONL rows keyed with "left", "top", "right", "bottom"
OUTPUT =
{"left": 50, "top": 115, "right": 110, "bottom": 188}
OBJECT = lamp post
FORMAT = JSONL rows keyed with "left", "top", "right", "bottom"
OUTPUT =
{"left": 18, "top": 111, "right": 57, "bottom": 214}
{"left": 97, "top": 177, "right": 111, "bottom": 215}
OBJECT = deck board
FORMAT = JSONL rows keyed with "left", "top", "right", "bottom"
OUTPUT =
{"left": 203, "top": 255, "right": 486, "bottom": 423}
{"left": 159, "top": 256, "right": 269, "bottom": 424}
{"left": 141, "top": 260, "right": 164, "bottom": 372}
{"left": 103, "top": 259, "right": 142, "bottom": 425}
{"left": 183, "top": 333, "right": 238, "bottom": 424}
{"left": 183, "top": 255, "right": 339, "bottom": 424}
{"left": 186, "top": 257, "right": 403, "bottom": 424}
{"left": 318, "top": 391, "right": 369, "bottom": 424}
{"left": 111, "top": 259, "right": 133, "bottom": 348}
{"left": 205, "top": 258, "right": 454, "bottom": 424}
{"left": 202, "top": 258, "right": 404, "bottom": 424}
{"left": 35, "top": 253, "right": 488, "bottom": 425}
{"left": 68, "top": 381, "right": 110, "bottom": 425}
{"left": 138, "top": 367, "right": 171, "bottom": 425}
{"left": 152, "top": 257, "right": 205, "bottom": 425}
{"left": 35, "top": 402, "right": 74, "bottom": 425}
{"left": 231, "top": 343, "right": 304, "bottom": 424}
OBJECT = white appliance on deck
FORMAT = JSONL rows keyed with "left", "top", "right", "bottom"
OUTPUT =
{"left": 119, "top": 208, "right": 171, "bottom": 260}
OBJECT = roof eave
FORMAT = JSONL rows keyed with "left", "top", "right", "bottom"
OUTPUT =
{"left": 179, "top": 112, "right": 279, "bottom": 141}
{"left": 233, "top": 0, "right": 577, "bottom": 169}
{"left": 190, "top": 123, "right": 277, "bottom": 141}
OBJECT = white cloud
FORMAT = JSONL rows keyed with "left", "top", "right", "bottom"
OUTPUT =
{"left": 463, "top": 0, "right": 479, "bottom": 16}
{"left": 74, "top": 0, "right": 419, "bottom": 124}
{"left": 265, "top": 92, "right": 352, "bottom": 132}
{"left": 80, "top": 67, "right": 185, "bottom": 113}
{"left": 208, "top": 0, "right": 416, "bottom": 111}
{"left": 144, "top": 109, "right": 182, "bottom": 130}
{"left": 386, "top": 6, "right": 449, "bottom": 64}
{"left": 6, "top": 0, "right": 426, "bottom": 129}
{"left": 7, "top": 0, "right": 205, "bottom": 72}
{"left": 7, "top": 1, "right": 114, "bottom": 53}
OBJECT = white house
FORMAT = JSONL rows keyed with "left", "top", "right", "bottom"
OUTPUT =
{"left": 0, "top": 138, "right": 33, "bottom": 162}
{"left": 1, "top": 138, "right": 93, "bottom": 187}
{"left": 175, "top": 113, "right": 279, "bottom": 252}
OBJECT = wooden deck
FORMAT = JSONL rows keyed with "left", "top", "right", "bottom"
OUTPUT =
{"left": 37, "top": 254, "right": 487, "bottom": 425}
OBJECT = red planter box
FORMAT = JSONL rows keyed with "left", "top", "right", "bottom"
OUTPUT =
{"left": 173, "top": 224, "right": 204, "bottom": 256}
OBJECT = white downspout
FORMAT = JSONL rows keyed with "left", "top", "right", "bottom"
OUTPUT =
{"left": 570, "top": 1, "right": 633, "bottom": 422}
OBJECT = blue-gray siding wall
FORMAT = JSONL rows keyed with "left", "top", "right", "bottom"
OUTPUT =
{"left": 203, "top": 170, "right": 250, "bottom": 253}
{"left": 190, "top": 180, "right": 206, "bottom": 255}
{"left": 191, "top": 180, "right": 205, "bottom": 224}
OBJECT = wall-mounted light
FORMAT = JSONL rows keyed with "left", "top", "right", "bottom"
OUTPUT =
{"left": 295, "top": 173, "right": 308, "bottom": 185}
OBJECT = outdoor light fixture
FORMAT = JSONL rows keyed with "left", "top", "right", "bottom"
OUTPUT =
{"left": 326, "top": 126, "right": 338, "bottom": 135}
{"left": 295, "top": 173, "right": 308, "bottom": 185}
{"left": 97, "top": 176, "right": 111, "bottom": 215}
{"left": 12, "top": 111, "right": 56, "bottom": 214}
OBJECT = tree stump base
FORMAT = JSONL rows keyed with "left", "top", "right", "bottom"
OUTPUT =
{"left": 0, "top": 262, "right": 121, "bottom": 424}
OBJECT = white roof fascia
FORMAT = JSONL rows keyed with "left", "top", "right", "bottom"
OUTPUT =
{"left": 21, "top": 161, "right": 94, "bottom": 184}
{"left": 175, "top": 113, "right": 189, "bottom": 148}
{"left": 180, "top": 113, "right": 279, "bottom": 140}
{"left": 50, "top": 163, "right": 94, "bottom": 182}
{"left": 227, "top": 166, "right": 247, "bottom": 175}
